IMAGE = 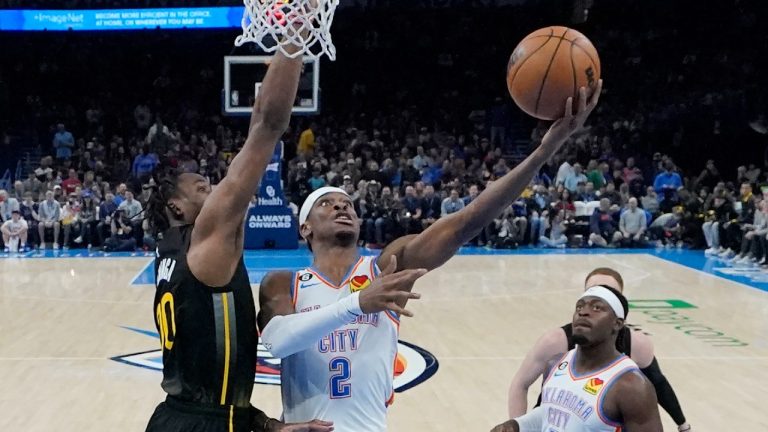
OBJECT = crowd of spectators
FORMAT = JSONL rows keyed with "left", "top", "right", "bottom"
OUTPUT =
{"left": 1, "top": 0, "right": 767, "bottom": 261}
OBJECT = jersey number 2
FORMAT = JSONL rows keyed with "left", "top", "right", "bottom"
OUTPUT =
{"left": 156, "top": 292, "right": 176, "bottom": 350}
{"left": 329, "top": 357, "right": 351, "bottom": 398}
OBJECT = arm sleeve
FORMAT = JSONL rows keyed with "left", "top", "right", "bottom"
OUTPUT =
{"left": 640, "top": 357, "right": 687, "bottom": 426}
{"left": 260, "top": 292, "right": 363, "bottom": 359}
{"left": 514, "top": 406, "right": 545, "bottom": 432}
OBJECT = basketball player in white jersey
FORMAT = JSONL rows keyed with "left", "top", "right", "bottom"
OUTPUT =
{"left": 258, "top": 82, "right": 603, "bottom": 431}
{"left": 507, "top": 268, "right": 691, "bottom": 431}
{"left": 491, "top": 286, "right": 663, "bottom": 431}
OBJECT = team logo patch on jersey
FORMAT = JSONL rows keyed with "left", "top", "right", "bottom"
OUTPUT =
{"left": 299, "top": 273, "right": 313, "bottom": 282}
{"left": 350, "top": 275, "right": 371, "bottom": 292}
{"left": 111, "top": 326, "right": 439, "bottom": 392}
{"left": 583, "top": 377, "right": 604, "bottom": 395}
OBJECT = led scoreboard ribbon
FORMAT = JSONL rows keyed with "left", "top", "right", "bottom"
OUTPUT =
{"left": 0, "top": 7, "right": 244, "bottom": 31}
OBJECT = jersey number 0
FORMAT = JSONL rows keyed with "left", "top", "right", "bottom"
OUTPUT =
{"left": 156, "top": 292, "right": 176, "bottom": 350}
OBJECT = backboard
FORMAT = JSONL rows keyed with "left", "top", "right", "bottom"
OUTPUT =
{"left": 223, "top": 55, "right": 319, "bottom": 116}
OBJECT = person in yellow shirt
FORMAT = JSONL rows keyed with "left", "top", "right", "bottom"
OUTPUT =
{"left": 298, "top": 122, "right": 317, "bottom": 155}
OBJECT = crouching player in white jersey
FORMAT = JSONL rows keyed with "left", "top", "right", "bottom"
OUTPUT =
{"left": 258, "top": 82, "right": 602, "bottom": 431}
{"left": 491, "top": 286, "right": 663, "bottom": 432}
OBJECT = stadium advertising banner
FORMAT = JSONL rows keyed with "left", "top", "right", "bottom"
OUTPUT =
{"left": 244, "top": 141, "right": 299, "bottom": 250}
{"left": 0, "top": 7, "right": 244, "bottom": 31}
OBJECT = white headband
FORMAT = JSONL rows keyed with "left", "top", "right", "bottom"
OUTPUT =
{"left": 299, "top": 186, "right": 349, "bottom": 226}
{"left": 580, "top": 286, "right": 625, "bottom": 319}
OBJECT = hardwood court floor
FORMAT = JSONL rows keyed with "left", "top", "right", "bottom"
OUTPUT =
{"left": 1, "top": 252, "right": 766, "bottom": 431}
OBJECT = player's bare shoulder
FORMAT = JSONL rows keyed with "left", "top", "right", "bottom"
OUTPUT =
{"left": 629, "top": 330, "right": 655, "bottom": 368}
{"left": 260, "top": 271, "right": 294, "bottom": 293}
{"left": 536, "top": 326, "right": 569, "bottom": 365}
{"left": 257, "top": 271, "right": 295, "bottom": 329}
{"left": 606, "top": 368, "right": 659, "bottom": 420}
{"left": 614, "top": 368, "right": 652, "bottom": 393}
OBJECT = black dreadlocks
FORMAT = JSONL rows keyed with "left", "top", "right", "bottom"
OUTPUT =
{"left": 144, "top": 171, "right": 181, "bottom": 237}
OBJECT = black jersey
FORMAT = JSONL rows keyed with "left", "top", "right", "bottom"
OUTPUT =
{"left": 561, "top": 323, "right": 633, "bottom": 355}
{"left": 153, "top": 225, "right": 257, "bottom": 408}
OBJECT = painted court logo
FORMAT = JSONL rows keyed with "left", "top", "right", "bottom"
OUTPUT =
{"left": 629, "top": 299, "right": 748, "bottom": 347}
{"left": 111, "top": 327, "right": 438, "bottom": 392}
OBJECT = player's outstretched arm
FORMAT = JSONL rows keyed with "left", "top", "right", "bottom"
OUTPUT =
{"left": 188, "top": 46, "right": 304, "bottom": 287}
{"left": 508, "top": 327, "right": 567, "bottom": 418}
{"left": 259, "top": 256, "right": 425, "bottom": 358}
{"left": 251, "top": 407, "right": 334, "bottom": 432}
{"left": 378, "top": 81, "right": 602, "bottom": 274}
{"left": 265, "top": 418, "right": 335, "bottom": 432}
{"left": 614, "top": 370, "right": 663, "bottom": 432}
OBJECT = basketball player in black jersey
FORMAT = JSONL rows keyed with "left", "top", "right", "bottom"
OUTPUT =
{"left": 143, "top": 40, "right": 333, "bottom": 432}
{"left": 507, "top": 267, "right": 691, "bottom": 431}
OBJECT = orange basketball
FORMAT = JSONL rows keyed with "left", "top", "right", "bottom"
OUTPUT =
{"left": 506, "top": 26, "right": 601, "bottom": 120}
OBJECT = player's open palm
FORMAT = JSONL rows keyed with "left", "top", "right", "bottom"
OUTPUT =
{"left": 358, "top": 255, "right": 426, "bottom": 317}
{"left": 273, "top": 419, "right": 334, "bottom": 431}
{"left": 541, "top": 79, "right": 603, "bottom": 152}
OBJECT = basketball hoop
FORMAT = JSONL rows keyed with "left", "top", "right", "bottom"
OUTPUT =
{"left": 235, "top": 0, "right": 340, "bottom": 61}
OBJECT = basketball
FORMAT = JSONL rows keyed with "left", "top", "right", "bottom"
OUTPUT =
{"left": 506, "top": 26, "right": 601, "bottom": 120}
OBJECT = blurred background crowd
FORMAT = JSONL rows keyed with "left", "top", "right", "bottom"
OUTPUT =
{"left": 1, "top": 0, "right": 766, "bottom": 261}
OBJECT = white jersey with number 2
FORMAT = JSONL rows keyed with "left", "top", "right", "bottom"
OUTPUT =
{"left": 280, "top": 256, "right": 399, "bottom": 432}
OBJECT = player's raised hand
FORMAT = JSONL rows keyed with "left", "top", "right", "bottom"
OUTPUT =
{"left": 358, "top": 255, "right": 426, "bottom": 317}
{"left": 541, "top": 79, "right": 603, "bottom": 153}
{"left": 269, "top": 419, "right": 334, "bottom": 431}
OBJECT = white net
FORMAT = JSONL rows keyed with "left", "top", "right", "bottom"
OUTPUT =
{"left": 235, "top": 0, "right": 340, "bottom": 60}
